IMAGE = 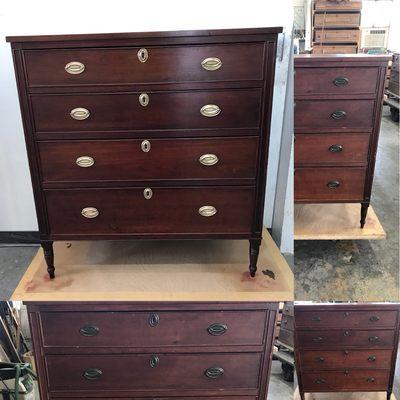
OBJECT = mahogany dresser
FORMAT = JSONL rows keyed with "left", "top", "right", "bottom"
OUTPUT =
{"left": 294, "top": 303, "right": 400, "bottom": 400}
{"left": 27, "top": 301, "right": 278, "bottom": 400}
{"left": 294, "top": 54, "right": 390, "bottom": 228}
{"left": 7, "top": 27, "right": 282, "bottom": 278}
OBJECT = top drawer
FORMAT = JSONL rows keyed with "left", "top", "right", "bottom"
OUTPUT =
{"left": 295, "top": 67, "right": 380, "bottom": 96}
{"left": 24, "top": 43, "right": 265, "bottom": 87}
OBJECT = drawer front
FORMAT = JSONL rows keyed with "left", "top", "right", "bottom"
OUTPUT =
{"left": 281, "top": 315, "right": 294, "bottom": 331}
{"left": 314, "top": 0, "right": 362, "bottom": 11}
{"left": 25, "top": 43, "right": 265, "bottom": 87}
{"left": 46, "top": 353, "right": 262, "bottom": 392}
{"left": 313, "top": 45, "right": 358, "bottom": 54}
{"left": 314, "top": 13, "right": 361, "bottom": 28}
{"left": 39, "top": 137, "right": 258, "bottom": 183}
{"left": 295, "top": 67, "right": 379, "bottom": 96}
{"left": 295, "top": 310, "right": 398, "bottom": 329}
{"left": 295, "top": 134, "right": 370, "bottom": 165}
{"left": 299, "top": 349, "right": 393, "bottom": 370}
{"left": 314, "top": 29, "right": 360, "bottom": 43}
{"left": 294, "top": 167, "right": 366, "bottom": 201}
{"left": 44, "top": 186, "right": 255, "bottom": 235}
{"left": 278, "top": 328, "right": 294, "bottom": 348}
{"left": 302, "top": 370, "right": 390, "bottom": 391}
{"left": 40, "top": 310, "right": 267, "bottom": 348}
{"left": 31, "top": 90, "right": 261, "bottom": 132}
{"left": 295, "top": 100, "right": 375, "bottom": 132}
{"left": 296, "top": 329, "right": 395, "bottom": 349}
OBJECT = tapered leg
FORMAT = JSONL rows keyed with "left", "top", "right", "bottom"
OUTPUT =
{"left": 299, "top": 391, "right": 305, "bottom": 400}
{"left": 360, "top": 202, "right": 369, "bottom": 228}
{"left": 387, "top": 390, "right": 392, "bottom": 400}
{"left": 41, "top": 241, "right": 55, "bottom": 279}
{"left": 249, "top": 238, "right": 262, "bottom": 277}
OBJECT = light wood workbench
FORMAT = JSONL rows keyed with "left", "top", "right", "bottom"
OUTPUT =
{"left": 294, "top": 387, "right": 397, "bottom": 399}
{"left": 12, "top": 229, "right": 293, "bottom": 302}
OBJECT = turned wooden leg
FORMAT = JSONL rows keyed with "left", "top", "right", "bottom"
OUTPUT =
{"left": 249, "top": 238, "right": 262, "bottom": 277}
{"left": 41, "top": 241, "right": 55, "bottom": 279}
{"left": 360, "top": 202, "right": 369, "bottom": 228}
{"left": 387, "top": 390, "right": 392, "bottom": 400}
{"left": 299, "top": 391, "right": 306, "bottom": 400}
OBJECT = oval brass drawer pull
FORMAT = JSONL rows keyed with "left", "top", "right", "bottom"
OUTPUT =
{"left": 311, "top": 316, "right": 321, "bottom": 322}
{"left": 312, "top": 336, "right": 324, "bottom": 343}
{"left": 201, "top": 57, "right": 222, "bottom": 71}
{"left": 331, "top": 110, "right": 346, "bottom": 120}
{"left": 83, "top": 368, "right": 102, "bottom": 380}
{"left": 144, "top": 188, "right": 153, "bottom": 199}
{"left": 76, "top": 156, "right": 94, "bottom": 168}
{"left": 368, "top": 355, "right": 377, "bottom": 362}
{"left": 369, "top": 335, "right": 379, "bottom": 342}
{"left": 150, "top": 355, "right": 159, "bottom": 368}
{"left": 333, "top": 77, "right": 349, "bottom": 87}
{"left": 205, "top": 366, "right": 224, "bottom": 379}
{"left": 327, "top": 180, "right": 340, "bottom": 189}
{"left": 141, "top": 140, "right": 151, "bottom": 152}
{"left": 70, "top": 107, "right": 90, "bottom": 120}
{"left": 316, "top": 378, "right": 326, "bottom": 384}
{"left": 200, "top": 104, "right": 221, "bottom": 117}
{"left": 366, "top": 377, "right": 375, "bottom": 383}
{"left": 329, "top": 144, "right": 343, "bottom": 153}
{"left": 207, "top": 323, "right": 228, "bottom": 336}
{"left": 148, "top": 313, "right": 159, "bottom": 327}
{"left": 65, "top": 61, "right": 85, "bottom": 75}
{"left": 370, "top": 315, "right": 380, "bottom": 322}
{"left": 199, "top": 205, "right": 217, "bottom": 217}
{"left": 79, "top": 325, "right": 99, "bottom": 337}
{"left": 138, "top": 48, "right": 149, "bottom": 63}
{"left": 199, "top": 154, "right": 219, "bottom": 166}
{"left": 81, "top": 207, "right": 99, "bottom": 219}
{"left": 139, "top": 93, "right": 150, "bottom": 107}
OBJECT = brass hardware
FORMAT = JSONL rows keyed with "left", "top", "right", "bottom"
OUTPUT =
{"left": 199, "top": 154, "right": 219, "bottom": 166}
{"left": 370, "top": 315, "right": 380, "bottom": 322}
{"left": 76, "top": 156, "right": 95, "bottom": 168}
{"left": 343, "top": 311, "right": 350, "bottom": 317}
{"left": 344, "top": 350, "right": 349, "bottom": 356}
{"left": 312, "top": 316, "right": 321, "bottom": 322}
{"left": 331, "top": 110, "right": 346, "bottom": 120}
{"left": 65, "top": 61, "right": 85, "bottom": 75}
{"left": 327, "top": 180, "right": 340, "bottom": 189}
{"left": 143, "top": 188, "right": 153, "bottom": 199}
{"left": 316, "top": 379, "right": 326, "bottom": 384}
{"left": 79, "top": 325, "right": 99, "bottom": 337}
{"left": 141, "top": 140, "right": 151, "bottom": 152}
{"left": 148, "top": 313, "right": 159, "bottom": 327}
{"left": 150, "top": 355, "right": 159, "bottom": 368}
{"left": 329, "top": 144, "right": 343, "bottom": 153}
{"left": 317, "top": 357, "right": 325, "bottom": 362}
{"left": 70, "top": 107, "right": 90, "bottom": 120}
{"left": 344, "top": 370, "right": 349, "bottom": 375}
{"left": 366, "top": 377, "right": 375, "bottom": 383}
{"left": 200, "top": 104, "right": 221, "bottom": 117}
{"left": 81, "top": 207, "right": 99, "bottom": 219}
{"left": 343, "top": 331, "right": 350, "bottom": 336}
{"left": 207, "top": 323, "right": 228, "bottom": 336}
{"left": 369, "top": 336, "right": 379, "bottom": 342}
{"left": 139, "top": 93, "right": 150, "bottom": 107}
{"left": 83, "top": 368, "right": 102, "bottom": 380}
{"left": 205, "top": 367, "right": 224, "bottom": 379}
{"left": 138, "top": 48, "right": 148, "bottom": 62}
{"left": 313, "top": 336, "right": 324, "bottom": 342}
{"left": 201, "top": 57, "right": 222, "bottom": 71}
{"left": 333, "top": 77, "right": 349, "bottom": 87}
{"left": 199, "top": 205, "right": 217, "bottom": 217}
{"left": 368, "top": 355, "right": 377, "bottom": 362}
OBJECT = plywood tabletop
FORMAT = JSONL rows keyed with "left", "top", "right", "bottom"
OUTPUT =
{"left": 12, "top": 229, "right": 293, "bottom": 302}
{"left": 294, "top": 204, "right": 386, "bottom": 241}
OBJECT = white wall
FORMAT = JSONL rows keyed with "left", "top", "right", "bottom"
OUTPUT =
{"left": 0, "top": 0, "right": 293, "bottom": 245}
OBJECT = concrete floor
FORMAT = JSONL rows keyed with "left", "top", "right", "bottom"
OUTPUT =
{"left": 295, "top": 108, "right": 400, "bottom": 301}
{"left": 268, "top": 359, "right": 294, "bottom": 399}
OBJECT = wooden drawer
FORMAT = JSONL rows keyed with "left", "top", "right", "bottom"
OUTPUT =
{"left": 281, "top": 315, "right": 294, "bottom": 331}
{"left": 296, "top": 329, "right": 396, "bottom": 349}
{"left": 314, "top": 29, "right": 359, "bottom": 44}
{"left": 44, "top": 186, "right": 255, "bottom": 235}
{"left": 313, "top": 45, "right": 358, "bottom": 54}
{"left": 295, "top": 309, "right": 398, "bottom": 329}
{"left": 40, "top": 310, "right": 266, "bottom": 348}
{"left": 314, "top": 0, "right": 362, "bottom": 11}
{"left": 295, "top": 66, "right": 379, "bottom": 96}
{"left": 46, "top": 353, "right": 262, "bottom": 393}
{"left": 31, "top": 90, "right": 261, "bottom": 133}
{"left": 39, "top": 137, "right": 258, "bottom": 183}
{"left": 299, "top": 349, "right": 393, "bottom": 370}
{"left": 294, "top": 167, "right": 366, "bottom": 201}
{"left": 295, "top": 99, "right": 375, "bottom": 132}
{"left": 314, "top": 13, "right": 361, "bottom": 28}
{"left": 24, "top": 43, "right": 265, "bottom": 87}
{"left": 278, "top": 328, "right": 294, "bottom": 348}
{"left": 294, "top": 134, "right": 370, "bottom": 166}
{"left": 302, "top": 370, "right": 390, "bottom": 392}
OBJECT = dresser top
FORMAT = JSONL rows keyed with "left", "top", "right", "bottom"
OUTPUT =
{"left": 6, "top": 27, "right": 282, "bottom": 43}
{"left": 295, "top": 302, "right": 400, "bottom": 310}
{"left": 295, "top": 53, "right": 391, "bottom": 65}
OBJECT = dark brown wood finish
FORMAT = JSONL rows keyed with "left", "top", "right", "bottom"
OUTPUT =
{"left": 294, "top": 303, "right": 400, "bottom": 400}
{"left": 7, "top": 27, "right": 282, "bottom": 278}
{"left": 26, "top": 301, "right": 278, "bottom": 400}
{"left": 294, "top": 55, "right": 390, "bottom": 227}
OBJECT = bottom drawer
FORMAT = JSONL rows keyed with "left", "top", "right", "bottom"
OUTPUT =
{"left": 46, "top": 353, "right": 262, "bottom": 393}
{"left": 313, "top": 45, "right": 358, "bottom": 54}
{"left": 294, "top": 167, "right": 366, "bottom": 201}
{"left": 302, "top": 370, "right": 390, "bottom": 391}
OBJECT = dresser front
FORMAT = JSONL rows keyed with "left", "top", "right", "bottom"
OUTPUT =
{"left": 294, "top": 303, "right": 400, "bottom": 400}
{"left": 7, "top": 28, "right": 281, "bottom": 278}
{"left": 294, "top": 54, "right": 390, "bottom": 228}
{"left": 27, "top": 302, "right": 278, "bottom": 399}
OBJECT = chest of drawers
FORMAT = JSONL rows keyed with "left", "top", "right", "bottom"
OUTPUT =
{"left": 294, "top": 54, "right": 390, "bottom": 228}
{"left": 294, "top": 303, "right": 400, "bottom": 400}
{"left": 27, "top": 301, "right": 278, "bottom": 399}
{"left": 7, "top": 27, "right": 282, "bottom": 278}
